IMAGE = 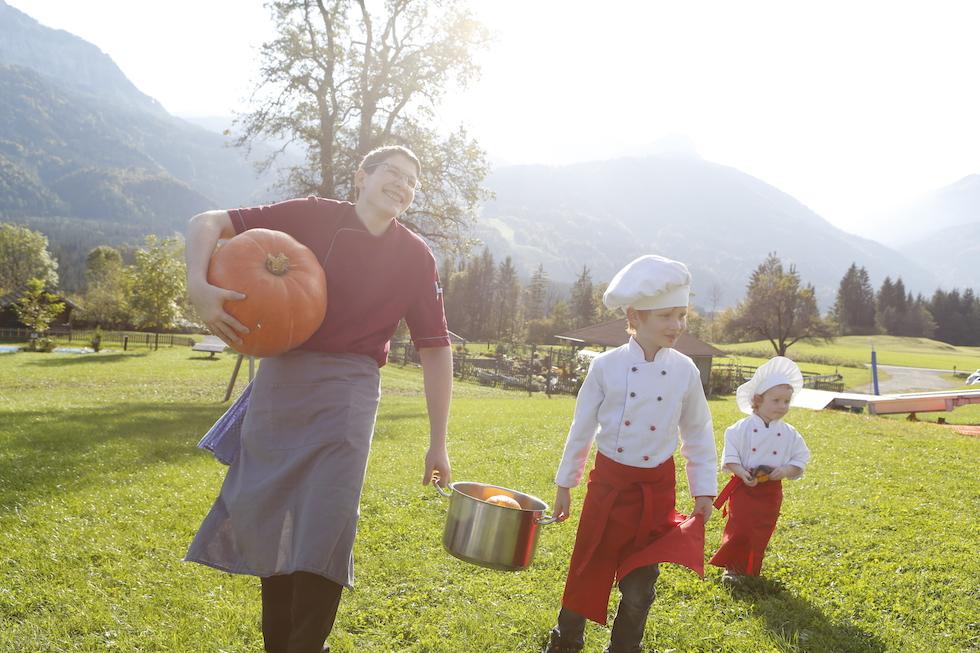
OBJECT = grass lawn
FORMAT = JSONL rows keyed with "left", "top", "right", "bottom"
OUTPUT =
{"left": 719, "top": 335, "right": 980, "bottom": 372}
{"left": 1, "top": 346, "right": 978, "bottom": 652}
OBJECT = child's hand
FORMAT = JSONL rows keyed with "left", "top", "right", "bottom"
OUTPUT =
{"left": 693, "top": 496, "right": 714, "bottom": 522}
{"left": 768, "top": 465, "right": 788, "bottom": 481}
{"left": 740, "top": 470, "right": 758, "bottom": 487}
{"left": 553, "top": 486, "right": 572, "bottom": 522}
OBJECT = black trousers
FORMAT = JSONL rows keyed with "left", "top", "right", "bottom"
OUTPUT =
{"left": 261, "top": 572, "right": 343, "bottom": 653}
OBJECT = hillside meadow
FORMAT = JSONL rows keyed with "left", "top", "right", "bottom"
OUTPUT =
{"left": 0, "top": 345, "right": 977, "bottom": 652}
{"left": 720, "top": 335, "right": 980, "bottom": 373}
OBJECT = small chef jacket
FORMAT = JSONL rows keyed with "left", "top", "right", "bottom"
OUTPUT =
{"left": 555, "top": 338, "right": 717, "bottom": 497}
{"left": 721, "top": 414, "right": 810, "bottom": 472}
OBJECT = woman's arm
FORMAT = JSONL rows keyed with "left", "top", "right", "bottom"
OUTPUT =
{"left": 185, "top": 210, "right": 248, "bottom": 344}
{"left": 418, "top": 345, "right": 453, "bottom": 487}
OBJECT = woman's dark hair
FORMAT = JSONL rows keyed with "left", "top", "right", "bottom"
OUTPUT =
{"left": 359, "top": 145, "right": 422, "bottom": 176}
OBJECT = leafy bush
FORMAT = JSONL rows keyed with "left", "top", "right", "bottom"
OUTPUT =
{"left": 25, "top": 337, "right": 57, "bottom": 352}
{"left": 90, "top": 327, "right": 103, "bottom": 352}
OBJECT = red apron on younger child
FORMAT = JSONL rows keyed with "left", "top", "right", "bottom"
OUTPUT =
{"left": 709, "top": 475, "right": 783, "bottom": 576}
{"left": 561, "top": 453, "right": 705, "bottom": 624}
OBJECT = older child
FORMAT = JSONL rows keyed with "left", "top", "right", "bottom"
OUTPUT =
{"left": 543, "top": 255, "right": 717, "bottom": 653}
{"left": 709, "top": 356, "right": 810, "bottom": 582}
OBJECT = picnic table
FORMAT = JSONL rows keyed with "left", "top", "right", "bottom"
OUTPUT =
{"left": 192, "top": 335, "right": 228, "bottom": 358}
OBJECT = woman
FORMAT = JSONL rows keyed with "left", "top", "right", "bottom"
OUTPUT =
{"left": 184, "top": 146, "right": 454, "bottom": 653}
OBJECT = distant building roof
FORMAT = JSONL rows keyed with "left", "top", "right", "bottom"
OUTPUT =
{"left": 555, "top": 318, "right": 725, "bottom": 357}
{"left": 0, "top": 288, "right": 79, "bottom": 310}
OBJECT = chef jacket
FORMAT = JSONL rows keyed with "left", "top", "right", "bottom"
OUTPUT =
{"left": 555, "top": 338, "right": 717, "bottom": 497}
{"left": 721, "top": 414, "right": 810, "bottom": 472}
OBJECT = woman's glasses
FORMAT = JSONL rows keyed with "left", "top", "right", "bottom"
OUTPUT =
{"left": 366, "top": 161, "right": 421, "bottom": 191}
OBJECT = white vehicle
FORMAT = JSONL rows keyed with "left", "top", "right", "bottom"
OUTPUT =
{"left": 966, "top": 369, "right": 980, "bottom": 385}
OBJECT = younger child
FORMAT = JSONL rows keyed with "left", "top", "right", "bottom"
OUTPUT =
{"left": 543, "top": 255, "right": 717, "bottom": 653}
{"left": 709, "top": 356, "right": 811, "bottom": 582}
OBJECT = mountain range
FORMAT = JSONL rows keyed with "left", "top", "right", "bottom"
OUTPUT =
{"left": 0, "top": 0, "right": 976, "bottom": 303}
{"left": 475, "top": 155, "right": 944, "bottom": 309}
{"left": 0, "top": 1, "right": 285, "bottom": 230}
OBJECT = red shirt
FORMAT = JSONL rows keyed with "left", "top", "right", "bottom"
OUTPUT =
{"left": 229, "top": 196, "right": 450, "bottom": 366}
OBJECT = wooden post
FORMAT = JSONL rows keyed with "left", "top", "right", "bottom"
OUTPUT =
{"left": 224, "top": 354, "right": 245, "bottom": 402}
{"left": 527, "top": 344, "right": 536, "bottom": 396}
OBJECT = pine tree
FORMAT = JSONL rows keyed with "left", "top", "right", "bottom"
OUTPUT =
{"left": 523, "top": 264, "right": 549, "bottom": 322}
{"left": 877, "top": 276, "right": 909, "bottom": 335}
{"left": 569, "top": 265, "right": 596, "bottom": 328}
{"left": 492, "top": 256, "right": 521, "bottom": 341}
{"left": 833, "top": 263, "right": 876, "bottom": 335}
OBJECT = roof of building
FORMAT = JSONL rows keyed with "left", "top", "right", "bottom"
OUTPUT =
{"left": 555, "top": 318, "right": 726, "bottom": 357}
{"left": 0, "top": 288, "right": 79, "bottom": 310}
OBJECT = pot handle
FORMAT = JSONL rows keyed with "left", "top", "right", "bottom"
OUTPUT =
{"left": 536, "top": 514, "right": 558, "bottom": 525}
{"left": 432, "top": 480, "right": 452, "bottom": 498}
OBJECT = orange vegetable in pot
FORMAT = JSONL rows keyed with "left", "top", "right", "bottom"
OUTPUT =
{"left": 486, "top": 494, "right": 522, "bottom": 509}
{"left": 208, "top": 228, "right": 327, "bottom": 357}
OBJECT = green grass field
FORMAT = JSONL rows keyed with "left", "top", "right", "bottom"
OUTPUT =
{"left": 719, "top": 335, "right": 980, "bottom": 372}
{"left": 1, "top": 346, "right": 978, "bottom": 652}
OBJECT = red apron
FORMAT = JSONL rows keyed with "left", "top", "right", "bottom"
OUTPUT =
{"left": 708, "top": 475, "right": 783, "bottom": 576}
{"left": 561, "top": 453, "right": 705, "bottom": 624}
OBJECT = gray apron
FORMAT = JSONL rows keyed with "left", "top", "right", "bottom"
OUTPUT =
{"left": 185, "top": 351, "right": 381, "bottom": 588}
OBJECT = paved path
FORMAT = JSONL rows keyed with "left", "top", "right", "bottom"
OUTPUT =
{"left": 854, "top": 364, "right": 959, "bottom": 394}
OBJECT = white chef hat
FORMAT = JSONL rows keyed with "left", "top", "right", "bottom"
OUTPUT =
{"left": 602, "top": 255, "right": 691, "bottom": 312}
{"left": 735, "top": 356, "right": 804, "bottom": 414}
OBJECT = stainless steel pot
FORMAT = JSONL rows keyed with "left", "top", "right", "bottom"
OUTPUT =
{"left": 435, "top": 481, "right": 557, "bottom": 571}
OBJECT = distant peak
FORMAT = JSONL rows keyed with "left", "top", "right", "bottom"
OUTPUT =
{"left": 647, "top": 134, "right": 701, "bottom": 159}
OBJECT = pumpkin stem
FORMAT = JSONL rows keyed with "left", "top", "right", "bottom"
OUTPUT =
{"left": 265, "top": 253, "right": 291, "bottom": 275}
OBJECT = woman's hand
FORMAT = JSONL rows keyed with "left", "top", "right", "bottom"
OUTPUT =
{"left": 422, "top": 445, "right": 451, "bottom": 488}
{"left": 188, "top": 281, "right": 248, "bottom": 344}
{"left": 553, "top": 486, "right": 572, "bottom": 522}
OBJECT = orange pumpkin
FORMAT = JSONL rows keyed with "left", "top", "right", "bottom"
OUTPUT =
{"left": 486, "top": 494, "right": 522, "bottom": 509}
{"left": 207, "top": 228, "right": 327, "bottom": 357}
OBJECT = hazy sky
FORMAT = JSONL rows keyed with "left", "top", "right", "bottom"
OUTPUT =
{"left": 9, "top": 0, "right": 980, "bottom": 234}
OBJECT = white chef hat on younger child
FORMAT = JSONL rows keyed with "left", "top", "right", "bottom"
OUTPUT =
{"left": 735, "top": 356, "right": 804, "bottom": 414}
{"left": 602, "top": 255, "right": 691, "bottom": 311}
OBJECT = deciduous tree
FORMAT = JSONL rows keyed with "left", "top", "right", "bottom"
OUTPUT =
{"left": 237, "top": 0, "right": 491, "bottom": 252}
{"left": 129, "top": 236, "right": 186, "bottom": 330}
{"left": 79, "top": 246, "right": 131, "bottom": 328}
{"left": 13, "top": 277, "right": 64, "bottom": 336}
{"left": 0, "top": 223, "right": 58, "bottom": 295}
{"left": 729, "top": 253, "right": 831, "bottom": 355}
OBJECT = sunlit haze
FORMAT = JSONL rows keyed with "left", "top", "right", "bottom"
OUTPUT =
{"left": 9, "top": 0, "right": 980, "bottom": 233}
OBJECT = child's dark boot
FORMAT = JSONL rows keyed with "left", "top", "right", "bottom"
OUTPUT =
{"left": 541, "top": 628, "right": 584, "bottom": 653}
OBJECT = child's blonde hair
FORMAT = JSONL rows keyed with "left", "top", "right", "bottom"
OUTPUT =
{"left": 624, "top": 308, "right": 650, "bottom": 336}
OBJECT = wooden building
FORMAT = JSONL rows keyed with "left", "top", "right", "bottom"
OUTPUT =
{"left": 555, "top": 318, "right": 725, "bottom": 387}
{"left": 0, "top": 289, "right": 78, "bottom": 329}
